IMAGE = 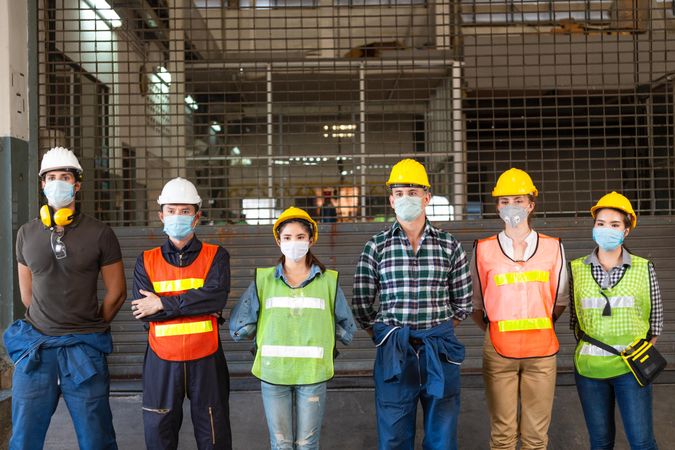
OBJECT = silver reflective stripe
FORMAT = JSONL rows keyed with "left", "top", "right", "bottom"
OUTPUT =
{"left": 579, "top": 342, "right": 626, "bottom": 357}
{"left": 265, "top": 296, "right": 325, "bottom": 310}
{"left": 260, "top": 345, "right": 325, "bottom": 359}
{"left": 580, "top": 296, "right": 634, "bottom": 309}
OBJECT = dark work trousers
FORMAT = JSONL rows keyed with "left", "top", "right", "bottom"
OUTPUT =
{"left": 142, "top": 342, "right": 232, "bottom": 450}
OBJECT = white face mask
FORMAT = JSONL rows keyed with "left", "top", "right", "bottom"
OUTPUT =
{"left": 280, "top": 241, "right": 310, "bottom": 262}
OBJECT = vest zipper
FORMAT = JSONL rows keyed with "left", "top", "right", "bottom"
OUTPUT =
{"left": 208, "top": 406, "right": 216, "bottom": 444}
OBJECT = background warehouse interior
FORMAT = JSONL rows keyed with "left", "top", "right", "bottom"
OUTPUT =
{"left": 36, "top": 0, "right": 675, "bottom": 382}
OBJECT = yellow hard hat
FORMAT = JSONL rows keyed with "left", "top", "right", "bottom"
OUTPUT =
{"left": 492, "top": 168, "right": 539, "bottom": 197}
{"left": 590, "top": 191, "right": 637, "bottom": 229}
{"left": 386, "top": 159, "right": 431, "bottom": 189}
{"left": 273, "top": 207, "right": 319, "bottom": 243}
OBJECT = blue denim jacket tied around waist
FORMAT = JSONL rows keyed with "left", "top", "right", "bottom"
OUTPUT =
{"left": 3, "top": 319, "right": 113, "bottom": 386}
{"left": 373, "top": 320, "right": 465, "bottom": 398}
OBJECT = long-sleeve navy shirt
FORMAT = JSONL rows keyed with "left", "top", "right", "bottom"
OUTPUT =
{"left": 132, "top": 236, "right": 230, "bottom": 322}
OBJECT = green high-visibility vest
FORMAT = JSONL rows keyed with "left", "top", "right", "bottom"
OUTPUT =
{"left": 571, "top": 255, "right": 651, "bottom": 379}
{"left": 252, "top": 267, "right": 338, "bottom": 385}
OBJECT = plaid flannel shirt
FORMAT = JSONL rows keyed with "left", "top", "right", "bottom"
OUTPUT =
{"left": 352, "top": 220, "right": 473, "bottom": 330}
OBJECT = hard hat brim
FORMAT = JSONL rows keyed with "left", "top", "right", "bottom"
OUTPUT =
{"left": 590, "top": 205, "right": 637, "bottom": 229}
{"left": 387, "top": 183, "right": 430, "bottom": 190}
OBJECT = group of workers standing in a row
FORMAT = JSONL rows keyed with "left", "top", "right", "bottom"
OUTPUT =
{"left": 3, "top": 147, "right": 662, "bottom": 450}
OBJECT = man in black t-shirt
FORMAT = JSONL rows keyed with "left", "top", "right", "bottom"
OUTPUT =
{"left": 3, "top": 147, "right": 127, "bottom": 450}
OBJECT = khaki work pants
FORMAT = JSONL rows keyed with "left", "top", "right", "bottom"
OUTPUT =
{"left": 482, "top": 332, "right": 557, "bottom": 450}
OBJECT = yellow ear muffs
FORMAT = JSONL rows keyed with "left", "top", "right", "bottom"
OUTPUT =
{"left": 54, "top": 208, "right": 75, "bottom": 226}
{"left": 40, "top": 204, "right": 54, "bottom": 227}
{"left": 40, "top": 205, "right": 74, "bottom": 228}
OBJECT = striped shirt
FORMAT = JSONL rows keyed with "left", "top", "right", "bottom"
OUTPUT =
{"left": 569, "top": 248, "right": 663, "bottom": 337}
{"left": 352, "top": 220, "right": 473, "bottom": 330}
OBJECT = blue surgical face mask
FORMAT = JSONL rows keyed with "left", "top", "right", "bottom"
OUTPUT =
{"left": 43, "top": 180, "right": 75, "bottom": 209}
{"left": 592, "top": 227, "right": 625, "bottom": 251}
{"left": 394, "top": 196, "right": 424, "bottom": 222}
{"left": 163, "top": 215, "right": 195, "bottom": 240}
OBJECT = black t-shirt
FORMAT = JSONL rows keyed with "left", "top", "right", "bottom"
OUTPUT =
{"left": 16, "top": 214, "right": 123, "bottom": 335}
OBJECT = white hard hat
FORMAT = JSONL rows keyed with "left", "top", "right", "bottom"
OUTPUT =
{"left": 157, "top": 177, "right": 202, "bottom": 208}
{"left": 39, "top": 147, "right": 83, "bottom": 178}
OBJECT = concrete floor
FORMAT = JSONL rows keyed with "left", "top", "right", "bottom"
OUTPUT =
{"left": 42, "top": 383, "right": 675, "bottom": 449}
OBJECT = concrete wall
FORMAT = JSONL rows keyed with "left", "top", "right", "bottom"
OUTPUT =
{"left": 464, "top": 32, "right": 675, "bottom": 91}
{"left": 196, "top": 2, "right": 440, "bottom": 58}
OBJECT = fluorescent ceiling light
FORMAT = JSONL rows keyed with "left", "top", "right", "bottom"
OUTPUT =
{"left": 84, "top": 0, "right": 122, "bottom": 29}
{"left": 155, "top": 66, "right": 171, "bottom": 85}
{"left": 184, "top": 95, "right": 198, "bottom": 111}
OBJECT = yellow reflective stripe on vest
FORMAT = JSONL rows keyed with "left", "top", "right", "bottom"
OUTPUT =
{"left": 152, "top": 278, "right": 205, "bottom": 293}
{"left": 260, "top": 345, "right": 325, "bottom": 359}
{"left": 493, "top": 270, "right": 550, "bottom": 286}
{"left": 154, "top": 320, "right": 213, "bottom": 337}
{"left": 497, "top": 317, "right": 552, "bottom": 332}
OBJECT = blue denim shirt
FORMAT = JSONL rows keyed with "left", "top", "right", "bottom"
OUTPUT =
{"left": 229, "top": 264, "right": 356, "bottom": 345}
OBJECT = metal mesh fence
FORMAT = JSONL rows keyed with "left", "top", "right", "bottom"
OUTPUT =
{"left": 38, "top": 0, "right": 675, "bottom": 225}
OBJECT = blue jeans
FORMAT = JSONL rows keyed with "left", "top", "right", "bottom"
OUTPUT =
{"left": 10, "top": 345, "right": 117, "bottom": 450}
{"left": 260, "top": 381, "right": 327, "bottom": 450}
{"left": 374, "top": 342, "right": 461, "bottom": 450}
{"left": 575, "top": 371, "right": 658, "bottom": 450}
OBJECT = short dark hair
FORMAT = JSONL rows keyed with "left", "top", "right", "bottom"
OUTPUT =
{"left": 41, "top": 168, "right": 82, "bottom": 182}
{"left": 388, "top": 184, "right": 429, "bottom": 192}
{"left": 160, "top": 204, "right": 200, "bottom": 214}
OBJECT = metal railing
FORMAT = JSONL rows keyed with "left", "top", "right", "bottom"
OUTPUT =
{"left": 38, "top": 0, "right": 675, "bottom": 225}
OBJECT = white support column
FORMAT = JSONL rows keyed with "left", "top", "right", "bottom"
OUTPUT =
{"left": 169, "top": 0, "right": 186, "bottom": 178}
{"left": 0, "top": 0, "right": 31, "bottom": 392}
{"left": 435, "top": 0, "right": 451, "bottom": 50}
{"left": 451, "top": 61, "right": 465, "bottom": 218}
{"left": 267, "top": 64, "right": 274, "bottom": 199}
{"left": 359, "top": 63, "right": 367, "bottom": 220}
{"left": 0, "top": 0, "right": 28, "bottom": 141}
{"left": 317, "top": 0, "right": 335, "bottom": 58}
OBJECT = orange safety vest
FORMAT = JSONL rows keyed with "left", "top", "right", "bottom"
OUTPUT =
{"left": 476, "top": 233, "right": 562, "bottom": 358}
{"left": 144, "top": 243, "right": 220, "bottom": 361}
